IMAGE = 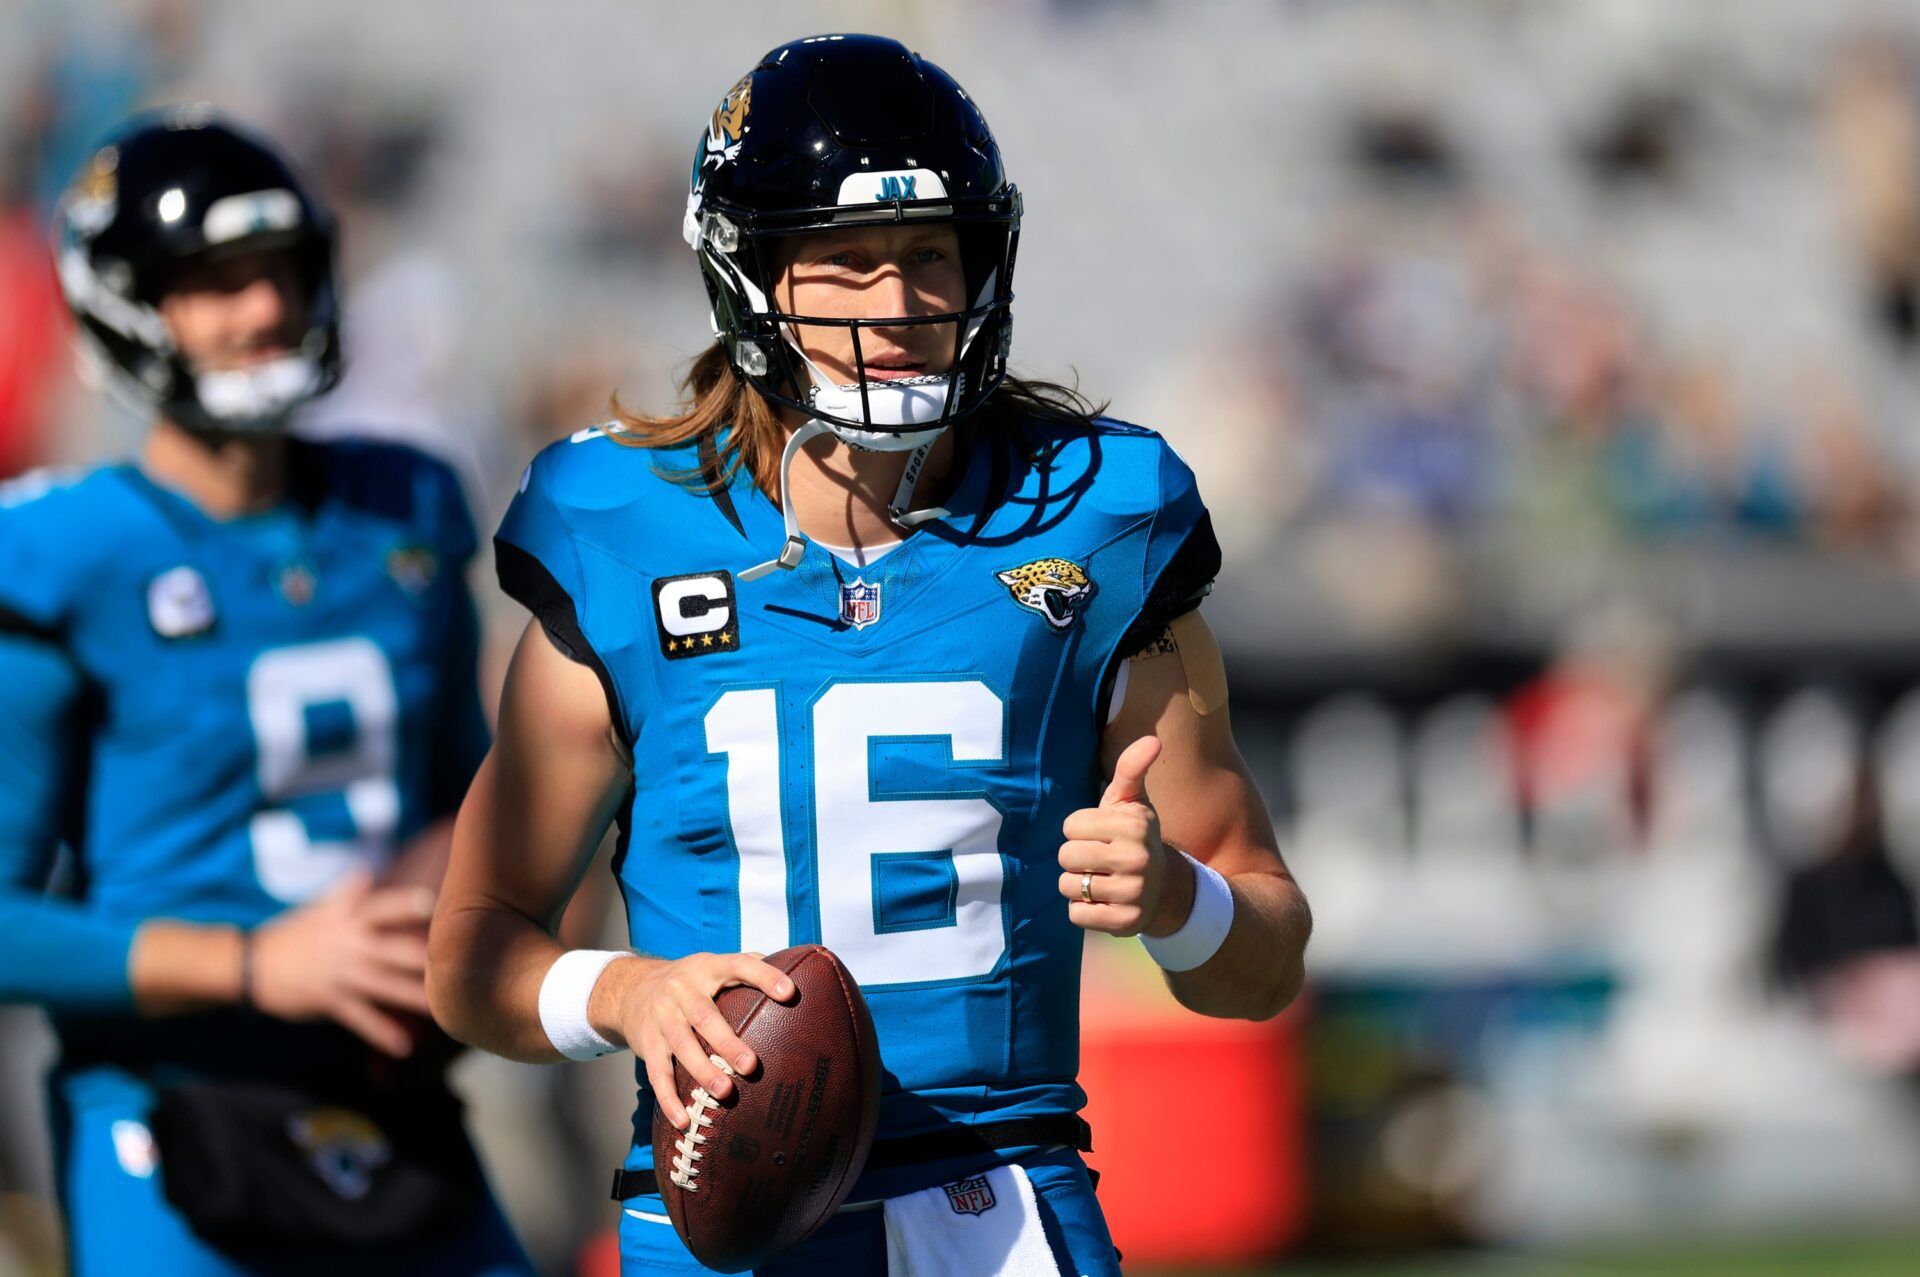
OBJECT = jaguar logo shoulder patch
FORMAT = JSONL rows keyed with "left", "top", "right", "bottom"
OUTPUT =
{"left": 996, "top": 557, "right": 1095, "bottom": 631}
{"left": 386, "top": 543, "right": 439, "bottom": 598}
{"left": 653, "top": 570, "right": 739, "bottom": 658}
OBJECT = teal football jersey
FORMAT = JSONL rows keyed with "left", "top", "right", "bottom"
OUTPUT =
{"left": 0, "top": 440, "right": 487, "bottom": 1065}
{"left": 494, "top": 417, "right": 1219, "bottom": 1181}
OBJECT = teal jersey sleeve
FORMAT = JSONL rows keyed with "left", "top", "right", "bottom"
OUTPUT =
{"left": 0, "top": 469, "right": 96, "bottom": 637}
{"left": 0, "top": 634, "right": 140, "bottom": 1010}
{"left": 1046, "top": 422, "right": 1220, "bottom": 710}
{"left": 493, "top": 436, "right": 633, "bottom": 739}
{"left": 1134, "top": 428, "right": 1220, "bottom": 639}
{"left": 494, "top": 444, "right": 589, "bottom": 615}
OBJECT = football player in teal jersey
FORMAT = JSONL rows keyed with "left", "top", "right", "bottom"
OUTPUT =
{"left": 430, "top": 35, "right": 1310, "bottom": 1276}
{"left": 0, "top": 109, "right": 530, "bottom": 1273}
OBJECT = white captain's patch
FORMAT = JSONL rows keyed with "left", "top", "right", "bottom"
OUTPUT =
{"left": 653, "top": 570, "right": 739, "bottom": 658}
{"left": 111, "top": 1119, "right": 158, "bottom": 1178}
{"left": 147, "top": 565, "right": 215, "bottom": 639}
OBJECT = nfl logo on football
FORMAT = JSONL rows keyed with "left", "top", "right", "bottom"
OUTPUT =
{"left": 839, "top": 578, "right": 882, "bottom": 631}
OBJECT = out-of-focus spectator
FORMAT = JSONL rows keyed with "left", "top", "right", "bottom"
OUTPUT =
{"left": 1506, "top": 605, "right": 1668, "bottom": 857}
{"left": 1824, "top": 34, "right": 1920, "bottom": 350}
{"left": 1774, "top": 764, "right": 1920, "bottom": 1074}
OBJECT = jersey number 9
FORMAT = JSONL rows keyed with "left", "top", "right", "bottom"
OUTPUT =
{"left": 246, "top": 637, "right": 401, "bottom": 903}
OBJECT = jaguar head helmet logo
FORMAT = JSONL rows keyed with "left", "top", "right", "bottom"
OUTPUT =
{"left": 702, "top": 74, "right": 752, "bottom": 170}
{"left": 997, "top": 558, "right": 1096, "bottom": 631}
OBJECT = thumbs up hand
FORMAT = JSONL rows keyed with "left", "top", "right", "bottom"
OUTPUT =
{"left": 1059, "top": 736, "right": 1193, "bottom": 937}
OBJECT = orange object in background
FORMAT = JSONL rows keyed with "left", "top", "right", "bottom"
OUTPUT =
{"left": 0, "top": 206, "right": 66, "bottom": 479}
{"left": 1079, "top": 937, "right": 1308, "bottom": 1268}
{"left": 576, "top": 1227, "right": 619, "bottom": 1277}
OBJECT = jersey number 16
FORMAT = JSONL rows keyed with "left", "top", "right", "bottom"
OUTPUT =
{"left": 705, "top": 680, "right": 1008, "bottom": 990}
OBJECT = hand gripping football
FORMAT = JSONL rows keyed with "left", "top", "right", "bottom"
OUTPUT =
{"left": 651, "top": 944, "right": 882, "bottom": 1272}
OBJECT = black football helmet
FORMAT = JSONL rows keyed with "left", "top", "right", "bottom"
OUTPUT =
{"left": 54, "top": 106, "right": 341, "bottom": 434}
{"left": 684, "top": 34, "right": 1021, "bottom": 450}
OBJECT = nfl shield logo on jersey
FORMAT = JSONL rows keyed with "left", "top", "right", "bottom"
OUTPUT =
{"left": 839, "top": 578, "right": 882, "bottom": 631}
{"left": 943, "top": 1174, "right": 996, "bottom": 1216}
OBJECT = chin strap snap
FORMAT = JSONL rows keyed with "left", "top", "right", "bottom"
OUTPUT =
{"left": 740, "top": 533, "right": 808, "bottom": 583}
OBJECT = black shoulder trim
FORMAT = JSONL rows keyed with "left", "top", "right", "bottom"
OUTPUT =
{"left": 1116, "top": 510, "right": 1221, "bottom": 659}
{"left": 0, "top": 604, "right": 60, "bottom": 644}
{"left": 494, "top": 538, "right": 630, "bottom": 745}
{"left": 697, "top": 432, "right": 748, "bottom": 541}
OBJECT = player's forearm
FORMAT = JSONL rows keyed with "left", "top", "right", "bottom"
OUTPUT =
{"left": 0, "top": 889, "right": 144, "bottom": 1012}
{"left": 427, "top": 899, "right": 576, "bottom": 1061}
{"left": 1162, "top": 870, "right": 1310, "bottom": 1021}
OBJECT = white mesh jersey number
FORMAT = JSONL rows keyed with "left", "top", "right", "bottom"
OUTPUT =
{"left": 246, "top": 637, "right": 400, "bottom": 902}
{"left": 704, "top": 680, "right": 1008, "bottom": 988}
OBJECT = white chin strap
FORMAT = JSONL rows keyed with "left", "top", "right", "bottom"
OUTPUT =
{"left": 193, "top": 353, "right": 327, "bottom": 431}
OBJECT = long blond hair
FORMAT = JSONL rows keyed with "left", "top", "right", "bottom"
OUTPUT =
{"left": 612, "top": 342, "right": 1107, "bottom": 497}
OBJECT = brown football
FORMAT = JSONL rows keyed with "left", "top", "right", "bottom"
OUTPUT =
{"left": 650, "top": 944, "right": 882, "bottom": 1272}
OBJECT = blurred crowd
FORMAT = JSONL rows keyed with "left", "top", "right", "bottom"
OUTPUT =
{"left": 8, "top": 0, "right": 1920, "bottom": 1271}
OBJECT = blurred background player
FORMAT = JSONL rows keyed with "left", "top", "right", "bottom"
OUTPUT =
{"left": 0, "top": 108, "right": 530, "bottom": 1274}
{"left": 427, "top": 34, "right": 1310, "bottom": 1276}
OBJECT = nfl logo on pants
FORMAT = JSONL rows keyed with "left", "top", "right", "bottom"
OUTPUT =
{"left": 840, "top": 578, "right": 882, "bottom": 631}
{"left": 943, "top": 1175, "right": 996, "bottom": 1216}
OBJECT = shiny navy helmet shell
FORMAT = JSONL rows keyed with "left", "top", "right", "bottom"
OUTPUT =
{"left": 53, "top": 105, "right": 341, "bottom": 434}
{"left": 683, "top": 34, "right": 1021, "bottom": 442}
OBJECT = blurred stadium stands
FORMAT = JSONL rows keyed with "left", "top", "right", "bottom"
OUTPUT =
{"left": 10, "top": 0, "right": 1920, "bottom": 1272}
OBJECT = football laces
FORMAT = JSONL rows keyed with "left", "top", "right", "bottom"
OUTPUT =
{"left": 668, "top": 1053, "right": 737, "bottom": 1191}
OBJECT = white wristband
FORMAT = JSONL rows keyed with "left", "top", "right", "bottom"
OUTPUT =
{"left": 538, "top": 949, "right": 628, "bottom": 1061}
{"left": 1141, "top": 853, "right": 1234, "bottom": 972}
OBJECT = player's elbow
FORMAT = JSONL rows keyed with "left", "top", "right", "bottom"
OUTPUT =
{"left": 1257, "top": 886, "right": 1312, "bottom": 1020}
{"left": 424, "top": 907, "right": 480, "bottom": 1046}
{"left": 1249, "top": 952, "right": 1306, "bottom": 1022}
{"left": 1234, "top": 882, "right": 1312, "bottom": 1022}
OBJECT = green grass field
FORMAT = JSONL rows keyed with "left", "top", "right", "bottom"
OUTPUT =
{"left": 1135, "top": 1235, "right": 1920, "bottom": 1277}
